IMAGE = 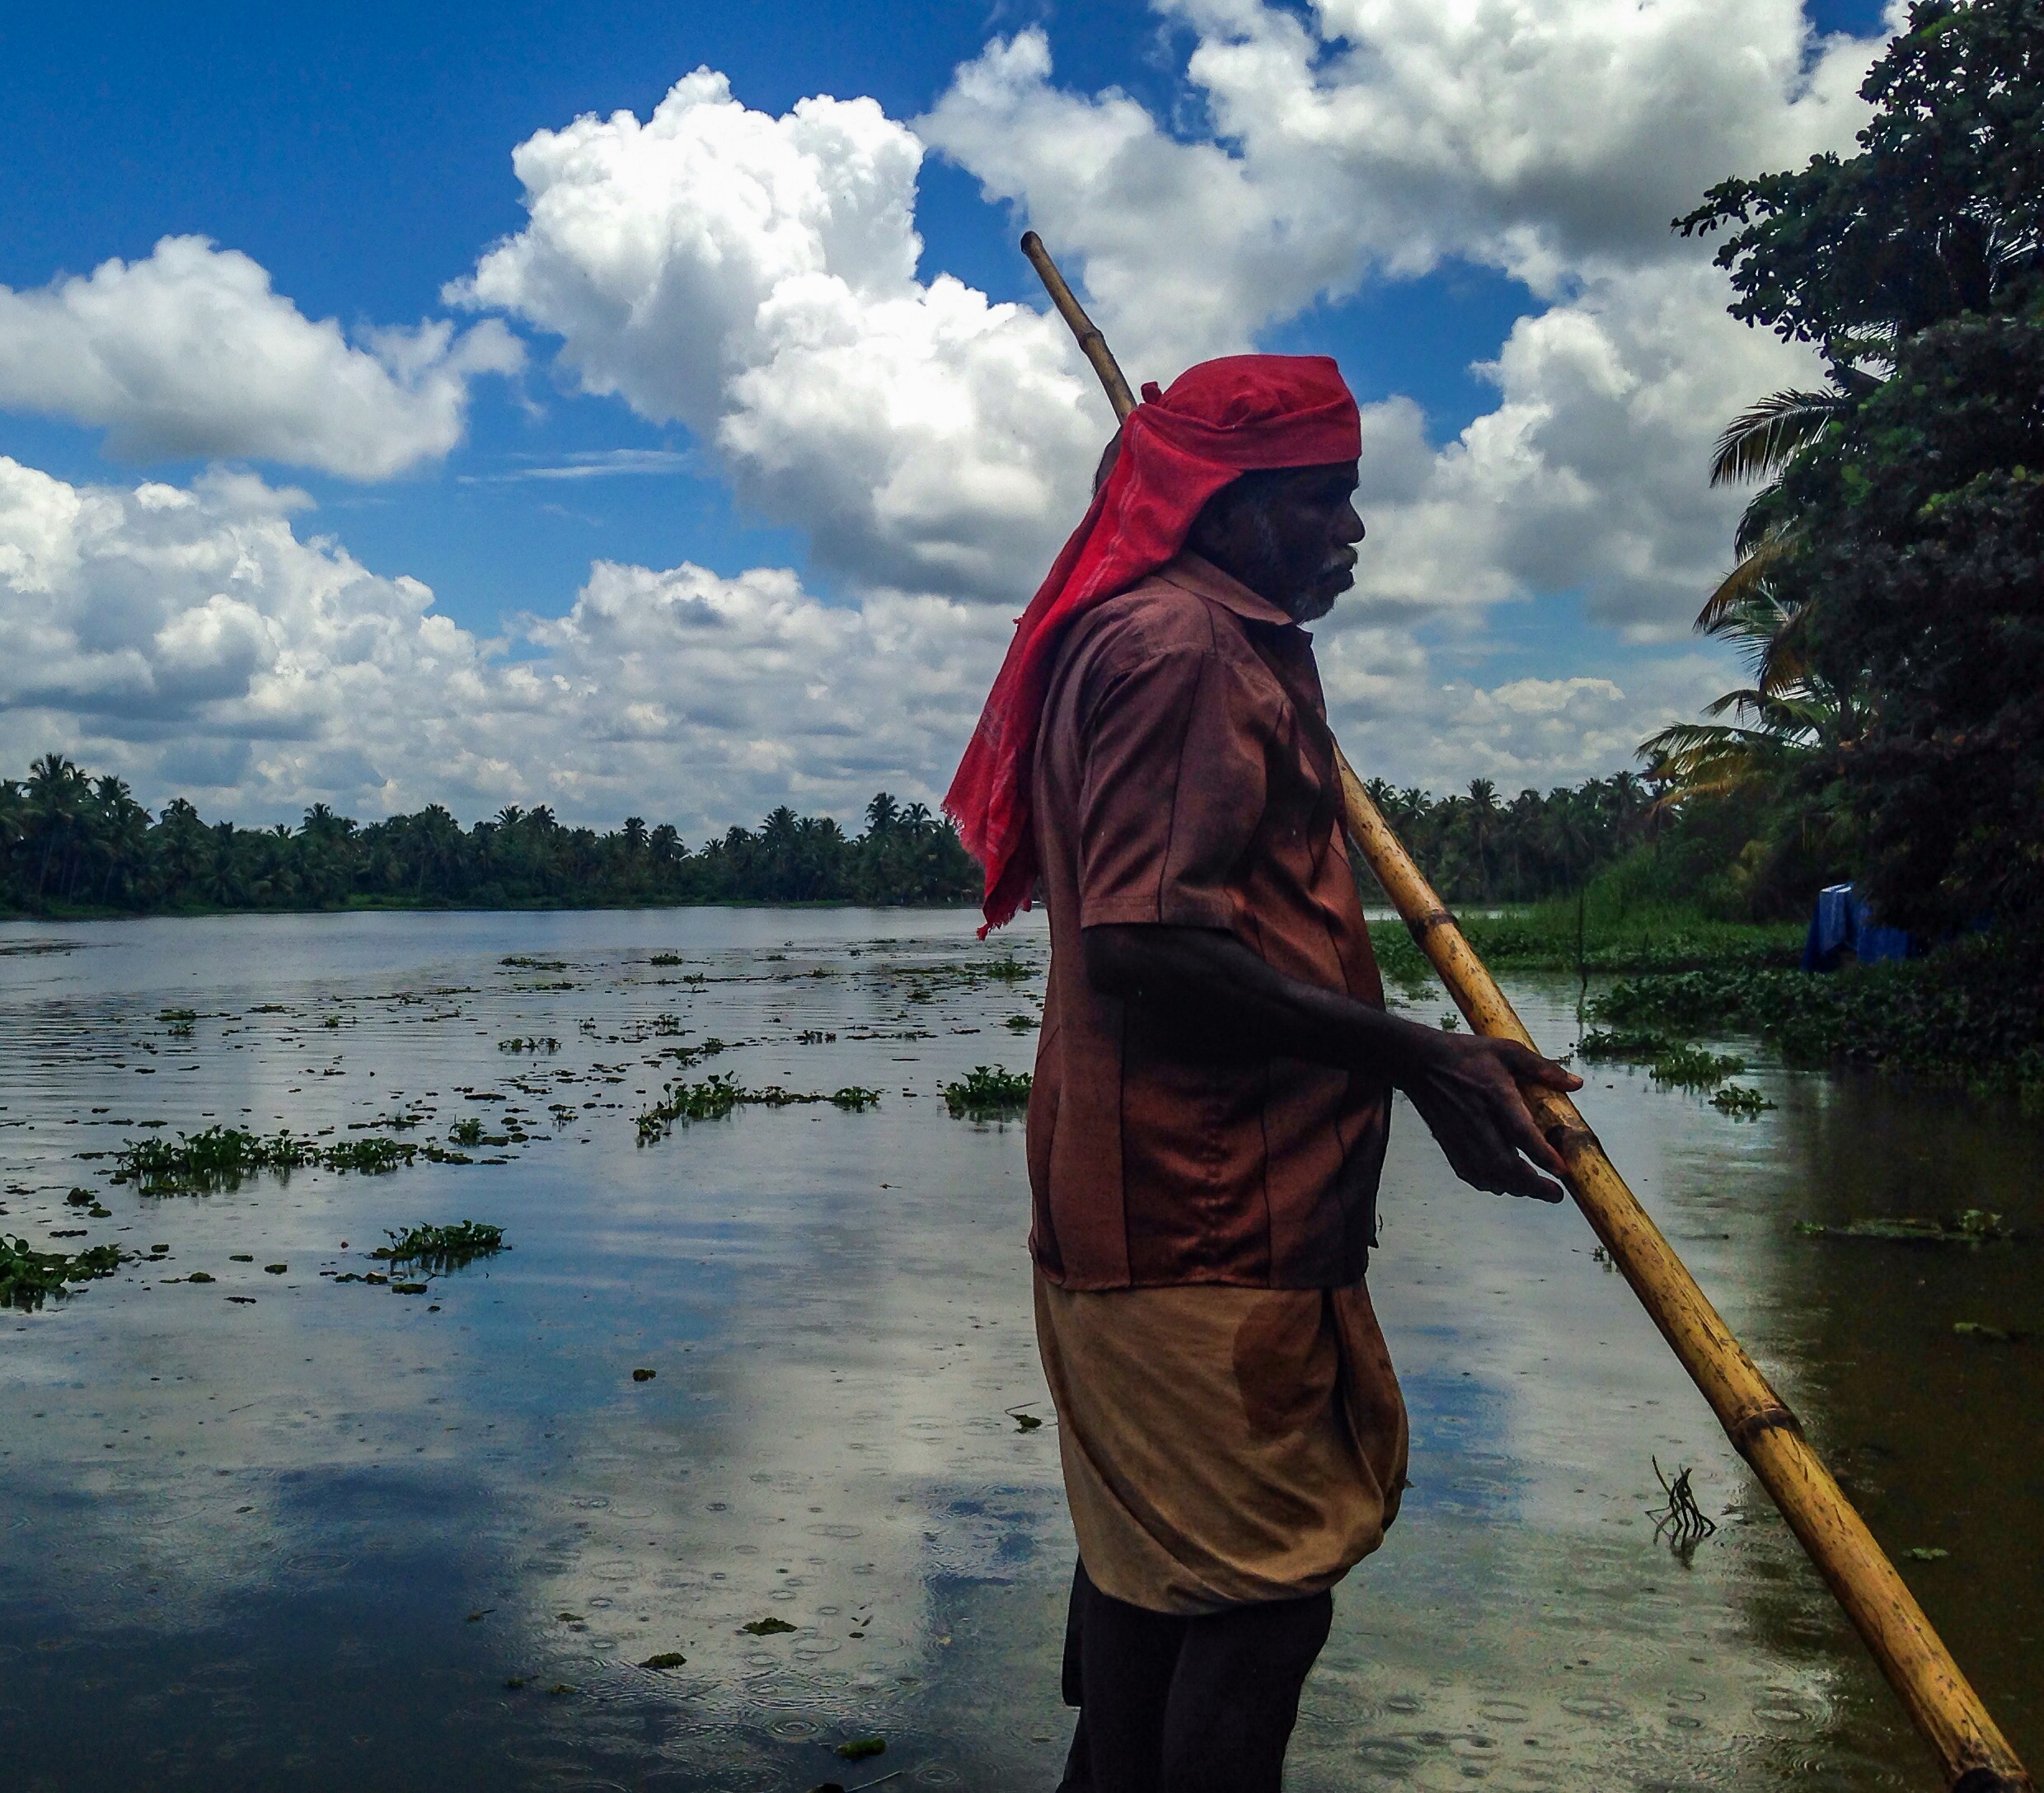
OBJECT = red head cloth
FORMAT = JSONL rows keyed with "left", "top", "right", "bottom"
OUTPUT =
{"left": 944, "top": 353, "right": 1361, "bottom": 932}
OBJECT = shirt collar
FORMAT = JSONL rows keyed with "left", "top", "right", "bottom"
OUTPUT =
{"left": 1157, "top": 552, "right": 1301, "bottom": 630}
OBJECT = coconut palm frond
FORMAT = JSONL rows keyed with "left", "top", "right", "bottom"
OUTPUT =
{"left": 1754, "top": 602, "right": 1816, "bottom": 697}
{"left": 1709, "top": 389, "right": 1851, "bottom": 487}
{"left": 1696, "top": 536, "right": 1793, "bottom": 633}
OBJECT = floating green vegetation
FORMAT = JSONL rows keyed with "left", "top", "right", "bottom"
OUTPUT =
{"left": 448, "top": 1117, "right": 504, "bottom": 1148}
{"left": 982, "top": 953, "right": 1032, "bottom": 982}
{"left": 322, "top": 1136, "right": 418, "bottom": 1174}
{"left": 156, "top": 1008, "right": 198, "bottom": 1023}
{"left": 640, "top": 1651, "right": 687, "bottom": 1670}
{"left": 499, "top": 1036, "right": 560, "bottom": 1054}
{"left": 1953, "top": 1320, "right": 2024, "bottom": 1343}
{"left": 501, "top": 955, "right": 567, "bottom": 971}
{"left": 1577, "top": 1027, "right": 1679, "bottom": 1062}
{"left": 166, "top": 1019, "right": 195, "bottom": 1038}
{"left": 1794, "top": 1209, "right": 2009, "bottom": 1244}
{"left": 835, "top": 1737, "right": 886, "bottom": 1763}
{"left": 635, "top": 1074, "right": 881, "bottom": 1144}
{"left": 1005, "top": 1014, "right": 1037, "bottom": 1032}
{"left": 110, "top": 1124, "right": 420, "bottom": 1192}
{"left": 653, "top": 1036, "right": 731, "bottom": 1069}
{"left": 1648, "top": 1044, "right": 1747, "bottom": 1088}
{"left": 1578, "top": 1028, "right": 1748, "bottom": 1093}
{"left": 1, "top": 1234, "right": 128, "bottom": 1310}
{"left": 113, "top": 1126, "right": 314, "bottom": 1190}
{"left": 741, "top": 1616, "right": 797, "bottom": 1636}
{"left": 370, "top": 1220, "right": 505, "bottom": 1270}
{"left": 1709, "top": 1084, "right": 1776, "bottom": 1116}
{"left": 942, "top": 1065, "right": 1033, "bottom": 1119}
{"left": 649, "top": 953, "right": 685, "bottom": 967}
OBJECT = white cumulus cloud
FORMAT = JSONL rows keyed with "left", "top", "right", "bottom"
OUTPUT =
{"left": 450, "top": 70, "right": 1104, "bottom": 601}
{"left": 0, "top": 456, "right": 1006, "bottom": 829}
{"left": 0, "top": 236, "right": 524, "bottom": 479}
{"left": 923, "top": 3, "right": 1887, "bottom": 369}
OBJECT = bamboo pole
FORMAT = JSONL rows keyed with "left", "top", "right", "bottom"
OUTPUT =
{"left": 1024, "top": 233, "right": 2032, "bottom": 1793}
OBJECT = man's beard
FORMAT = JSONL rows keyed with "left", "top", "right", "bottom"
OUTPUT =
{"left": 1283, "top": 550, "right": 1357, "bottom": 624}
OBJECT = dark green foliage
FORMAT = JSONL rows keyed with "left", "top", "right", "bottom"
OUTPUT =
{"left": 0, "top": 765, "right": 979, "bottom": 916}
{"left": 1678, "top": 0, "right": 2044, "bottom": 357}
{"left": 834, "top": 1738, "right": 886, "bottom": 1763}
{"left": 1675, "top": 1, "right": 2044, "bottom": 931}
{"left": 1, "top": 1234, "right": 128, "bottom": 1309}
{"left": 942, "top": 1065, "right": 1033, "bottom": 1118}
{"left": 1362, "top": 774, "right": 1654, "bottom": 905}
{"left": 370, "top": 1221, "right": 504, "bottom": 1269}
{"left": 1779, "top": 316, "right": 2044, "bottom": 929}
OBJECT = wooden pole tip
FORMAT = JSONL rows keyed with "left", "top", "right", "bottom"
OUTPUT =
{"left": 1020, "top": 230, "right": 1043, "bottom": 254}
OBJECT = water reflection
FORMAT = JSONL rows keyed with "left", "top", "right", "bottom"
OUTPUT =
{"left": 0, "top": 912, "right": 2035, "bottom": 1791}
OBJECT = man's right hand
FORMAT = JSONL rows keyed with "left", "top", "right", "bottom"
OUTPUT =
{"left": 1395, "top": 1029, "right": 1582, "bottom": 1204}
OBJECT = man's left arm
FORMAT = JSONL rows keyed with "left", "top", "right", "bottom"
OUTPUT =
{"left": 1085, "top": 923, "right": 1580, "bottom": 1205}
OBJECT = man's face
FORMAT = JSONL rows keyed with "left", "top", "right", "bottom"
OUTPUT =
{"left": 1188, "top": 461, "right": 1365, "bottom": 623}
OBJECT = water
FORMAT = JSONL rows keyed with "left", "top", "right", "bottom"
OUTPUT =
{"left": 0, "top": 908, "right": 2037, "bottom": 1792}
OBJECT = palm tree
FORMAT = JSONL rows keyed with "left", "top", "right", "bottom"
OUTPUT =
{"left": 1465, "top": 779, "right": 1499, "bottom": 900}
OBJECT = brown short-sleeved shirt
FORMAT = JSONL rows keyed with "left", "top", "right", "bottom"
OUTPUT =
{"left": 1026, "top": 552, "right": 1391, "bottom": 1292}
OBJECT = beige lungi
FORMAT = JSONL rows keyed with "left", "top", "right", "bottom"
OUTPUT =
{"left": 1034, "top": 1272, "right": 1409, "bottom": 1617}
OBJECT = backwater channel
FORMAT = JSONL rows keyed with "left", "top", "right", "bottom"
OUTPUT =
{"left": 0, "top": 906, "right": 2037, "bottom": 1792}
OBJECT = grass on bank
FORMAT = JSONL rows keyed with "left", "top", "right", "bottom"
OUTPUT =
{"left": 1369, "top": 881, "right": 1804, "bottom": 995}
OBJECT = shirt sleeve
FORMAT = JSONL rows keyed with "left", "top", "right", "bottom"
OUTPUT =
{"left": 1074, "top": 642, "right": 1270, "bottom": 933}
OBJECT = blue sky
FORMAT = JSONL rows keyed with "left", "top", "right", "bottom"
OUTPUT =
{"left": 0, "top": 0, "right": 1896, "bottom": 829}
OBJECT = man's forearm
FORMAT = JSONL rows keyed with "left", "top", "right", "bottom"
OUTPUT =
{"left": 1082, "top": 921, "right": 1441, "bottom": 1084}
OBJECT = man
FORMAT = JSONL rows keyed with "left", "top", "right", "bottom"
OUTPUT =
{"left": 946, "top": 355, "right": 1580, "bottom": 1793}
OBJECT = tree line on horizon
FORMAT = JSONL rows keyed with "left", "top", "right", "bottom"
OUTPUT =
{"left": 0, "top": 751, "right": 1660, "bottom": 919}
{"left": 0, "top": 756, "right": 979, "bottom": 913}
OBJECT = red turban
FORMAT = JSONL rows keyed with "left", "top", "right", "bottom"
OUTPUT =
{"left": 945, "top": 353, "right": 1362, "bottom": 932}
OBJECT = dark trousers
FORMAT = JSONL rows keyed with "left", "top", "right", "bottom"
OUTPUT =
{"left": 1055, "top": 1561, "right": 1334, "bottom": 1793}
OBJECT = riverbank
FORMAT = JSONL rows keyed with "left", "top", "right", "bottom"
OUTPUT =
{"left": 1587, "top": 929, "right": 2044, "bottom": 1105}
{"left": 1371, "top": 892, "right": 2044, "bottom": 1104}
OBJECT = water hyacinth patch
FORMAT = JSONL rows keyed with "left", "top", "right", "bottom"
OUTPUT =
{"left": 112, "top": 1126, "right": 318, "bottom": 1191}
{"left": 371, "top": 1221, "right": 506, "bottom": 1270}
{"left": 941, "top": 1065, "right": 1032, "bottom": 1119}
{"left": 635, "top": 1074, "right": 880, "bottom": 1144}
{"left": 1647, "top": 1044, "right": 1747, "bottom": 1088}
{"left": 2, "top": 1234, "right": 128, "bottom": 1310}
{"left": 110, "top": 1126, "right": 419, "bottom": 1192}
